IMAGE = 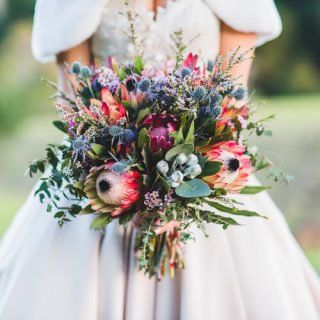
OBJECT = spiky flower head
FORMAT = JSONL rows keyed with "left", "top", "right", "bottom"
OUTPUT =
{"left": 191, "top": 86, "right": 207, "bottom": 101}
{"left": 84, "top": 163, "right": 140, "bottom": 216}
{"left": 138, "top": 78, "right": 151, "bottom": 92}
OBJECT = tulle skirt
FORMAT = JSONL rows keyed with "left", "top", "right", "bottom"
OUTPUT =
{"left": 0, "top": 176, "right": 319, "bottom": 320}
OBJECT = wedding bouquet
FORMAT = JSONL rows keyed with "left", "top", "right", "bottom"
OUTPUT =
{"left": 29, "top": 39, "right": 286, "bottom": 278}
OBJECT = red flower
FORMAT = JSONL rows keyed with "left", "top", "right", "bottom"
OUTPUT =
{"left": 143, "top": 114, "right": 179, "bottom": 153}
{"left": 201, "top": 141, "right": 253, "bottom": 193}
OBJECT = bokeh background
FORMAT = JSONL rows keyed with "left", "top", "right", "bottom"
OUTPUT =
{"left": 0, "top": 1, "right": 319, "bottom": 272}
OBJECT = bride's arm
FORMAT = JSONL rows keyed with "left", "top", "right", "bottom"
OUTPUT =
{"left": 56, "top": 39, "right": 93, "bottom": 95}
{"left": 219, "top": 22, "right": 256, "bottom": 86}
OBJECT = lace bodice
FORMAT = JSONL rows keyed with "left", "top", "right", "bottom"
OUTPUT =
{"left": 32, "top": 0, "right": 282, "bottom": 63}
{"left": 92, "top": 0, "right": 220, "bottom": 64}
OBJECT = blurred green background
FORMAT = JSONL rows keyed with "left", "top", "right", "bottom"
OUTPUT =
{"left": 0, "top": 1, "right": 319, "bottom": 272}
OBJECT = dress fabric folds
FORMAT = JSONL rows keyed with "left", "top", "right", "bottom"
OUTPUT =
{"left": 1, "top": 0, "right": 320, "bottom": 319}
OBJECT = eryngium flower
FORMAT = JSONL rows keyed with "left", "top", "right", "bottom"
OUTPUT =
{"left": 201, "top": 141, "right": 253, "bottom": 193}
{"left": 143, "top": 114, "right": 179, "bottom": 153}
{"left": 84, "top": 163, "right": 140, "bottom": 216}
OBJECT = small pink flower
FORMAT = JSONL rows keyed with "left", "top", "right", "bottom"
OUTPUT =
{"left": 201, "top": 141, "right": 253, "bottom": 193}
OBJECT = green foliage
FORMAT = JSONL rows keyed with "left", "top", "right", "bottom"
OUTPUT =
{"left": 165, "top": 143, "right": 194, "bottom": 161}
{"left": 175, "top": 179, "right": 211, "bottom": 198}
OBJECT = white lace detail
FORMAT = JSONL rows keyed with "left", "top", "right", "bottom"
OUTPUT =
{"left": 92, "top": 0, "right": 220, "bottom": 64}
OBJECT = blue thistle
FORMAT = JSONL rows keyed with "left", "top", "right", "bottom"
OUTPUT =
{"left": 209, "top": 94, "right": 223, "bottom": 106}
{"left": 181, "top": 67, "right": 192, "bottom": 78}
{"left": 122, "top": 129, "right": 136, "bottom": 143}
{"left": 191, "top": 86, "right": 207, "bottom": 101}
{"left": 138, "top": 78, "right": 151, "bottom": 92}
{"left": 233, "top": 87, "right": 247, "bottom": 100}
{"left": 81, "top": 66, "right": 92, "bottom": 78}
{"left": 207, "top": 60, "right": 214, "bottom": 72}
{"left": 71, "top": 136, "right": 90, "bottom": 160}
{"left": 112, "top": 161, "right": 129, "bottom": 174}
{"left": 108, "top": 126, "right": 124, "bottom": 137}
{"left": 199, "top": 105, "right": 221, "bottom": 119}
{"left": 71, "top": 61, "right": 81, "bottom": 75}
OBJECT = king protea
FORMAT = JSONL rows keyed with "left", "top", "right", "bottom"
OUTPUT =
{"left": 201, "top": 141, "right": 253, "bottom": 193}
{"left": 84, "top": 163, "right": 140, "bottom": 216}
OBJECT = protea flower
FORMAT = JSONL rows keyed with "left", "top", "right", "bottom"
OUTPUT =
{"left": 201, "top": 141, "right": 253, "bottom": 193}
{"left": 182, "top": 53, "right": 199, "bottom": 71}
{"left": 84, "top": 163, "right": 140, "bottom": 216}
{"left": 216, "top": 96, "right": 250, "bottom": 134}
{"left": 143, "top": 114, "right": 179, "bottom": 153}
{"left": 119, "top": 83, "right": 146, "bottom": 110}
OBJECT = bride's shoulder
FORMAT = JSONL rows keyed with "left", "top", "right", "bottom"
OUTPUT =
{"left": 32, "top": 0, "right": 109, "bottom": 63}
{"left": 202, "top": 0, "right": 282, "bottom": 46}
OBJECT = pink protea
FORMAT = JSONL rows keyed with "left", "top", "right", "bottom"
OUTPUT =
{"left": 84, "top": 163, "right": 140, "bottom": 216}
{"left": 201, "top": 141, "right": 253, "bottom": 193}
{"left": 143, "top": 113, "right": 179, "bottom": 153}
{"left": 183, "top": 53, "right": 199, "bottom": 72}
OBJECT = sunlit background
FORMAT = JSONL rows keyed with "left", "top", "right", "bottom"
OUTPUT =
{"left": 0, "top": 0, "right": 319, "bottom": 272}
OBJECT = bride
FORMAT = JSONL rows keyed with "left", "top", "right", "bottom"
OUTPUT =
{"left": 0, "top": 0, "right": 319, "bottom": 319}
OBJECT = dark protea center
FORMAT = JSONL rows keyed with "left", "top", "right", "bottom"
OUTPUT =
{"left": 126, "top": 78, "right": 137, "bottom": 92}
{"left": 227, "top": 158, "right": 240, "bottom": 172}
{"left": 98, "top": 179, "right": 112, "bottom": 193}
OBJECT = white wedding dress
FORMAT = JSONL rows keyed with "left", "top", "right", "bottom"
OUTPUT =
{"left": 1, "top": 0, "right": 320, "bottom": 319}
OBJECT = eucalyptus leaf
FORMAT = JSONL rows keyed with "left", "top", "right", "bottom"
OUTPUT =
{"left": 165, "top": 143, "right": 194, "bottom": 161}
{"left": 175, "top": 179, "right": 211, "bottom": 198}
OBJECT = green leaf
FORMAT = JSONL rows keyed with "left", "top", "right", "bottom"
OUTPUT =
{"left": 201, "top": 161, "right": 222, "bottom": 177}
{"left": 134, "top": 55, "right": 144, "bottom": 74}
{"left": 91, "top": 143, "right": 106, "bottom": 157}
{"left": 203, "top": 199, "right": 266, "bottom": 218}
{"left": 137, "top": 108, "right": 151, "bottom": 122}
{"left": 90, "top": 215, "right": 113, "bottom": 230}
{"left": 138, "top": 128, "right": 150, "bottom": 149}
{"left": 173, "top": 126, "right": 185, "bottom": 145}
{"left": 119, "top": 211, "right": 133, "bottom": 225}
{"left": 240, "top": 186, "right": 271, "bottom": 194}
{"left": 175, "top": 179, "right": 211, "bottom": 198}
{"left": 119, "top": 68, "right": 127, "bottom": 81}
{"left": 165, "top": 143, "right": 194, "bottom": 161}
{"left": 53, "top": 120, "right": 68, "bottom": 133}
{"left": 184, "top": 120, "right": 195, "bottom": 143}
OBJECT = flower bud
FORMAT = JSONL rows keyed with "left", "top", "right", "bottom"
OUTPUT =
{"left": 186, "top": 154, "right": 198, "bottom": 166}
{"left": 170, "top": 171, "right": 184, "bottom": 186}
{"left": 184, "top": 164, "right": 202, "bottom": 179}
{"left": 175, "top": 153, "right": 188, "bottom": 165}
{"left": 156, "top": 160, "right": 169, "bottom": 175}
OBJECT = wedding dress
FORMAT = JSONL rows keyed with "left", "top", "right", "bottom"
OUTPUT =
{"left": 0, "top": 0, "right": 319, "bottom": 319}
